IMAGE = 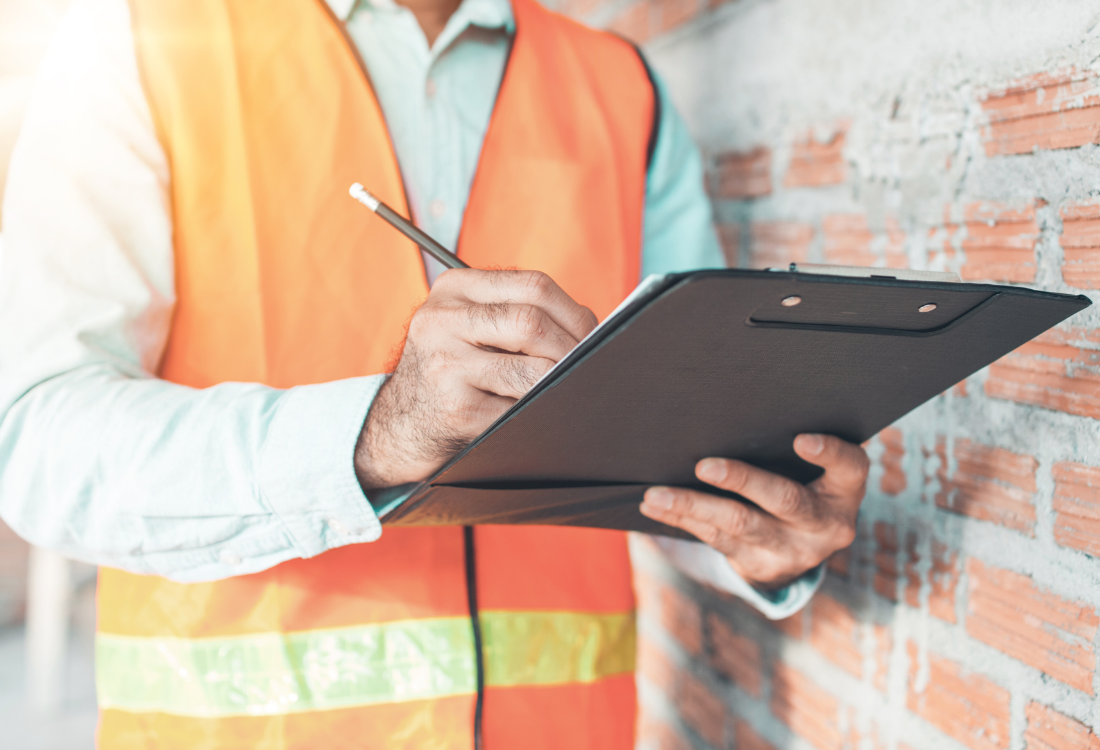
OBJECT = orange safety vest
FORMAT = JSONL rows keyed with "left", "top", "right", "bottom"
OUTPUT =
{"left": 97, "top": 0, "right": 655, "bottom": 747}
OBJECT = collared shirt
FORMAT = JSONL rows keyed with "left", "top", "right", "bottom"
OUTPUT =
{"left": 0, "top": 0, "right": 820, "bottom": 616}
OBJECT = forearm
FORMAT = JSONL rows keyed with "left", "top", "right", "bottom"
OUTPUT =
{"left": 0, "top": 365, "right": 385, "bottom": 582}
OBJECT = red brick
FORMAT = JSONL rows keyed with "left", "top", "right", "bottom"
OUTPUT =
{"left": 638, "top": 634, "right": 678, "bottom": 690}
{"left": 637, "top": 641, "right": 723, "bottom": 747}
{"left": 637, "top": 637, "right": 727, "bottom": 748}
{"left": 608, "top": 1, "right": 652, "bottom": 43}
{"left": 0, "top": 520, "right": 28, "bottom": 626}
{"left": 735, "top": 721, "right": 779, "bottom": 750}
{"left": 903, "top": 530, "right": 920, "bottom": 609}
{"left": 871, "top": 625, "right": 891, "bottom": 693}
{"left": 873, "top": 521, "right": 899, "bottom": 601}
{"left": 1052, "top": 461, "right": 1100, "bottom": 557}
{"left": 822, "top": 214, "right": 906, "bottom": 268}
{"left": 712, "top": 147, "right": 772, "bottom": 199}
{"left": 654, "top": 0, "right": 701, "bottom": 33}
{"left": 823, "top": 214, "right": 874, "bottom": 265}
{"left": 809, "top": 595, "right": 862, "bottom": 679}
{"left": 785, "top": 127, "right": 847, "bottom": 187}
{"left": 981, "top": 69, "right": 1100, "bottom": 156}
{"left": 905, "top": 534, "right": 959, "bottom": 623}
{"left": 985, "top": 327, "right": 1100, "bottom": 419}
{"left": 1060, "top": 201, "right": 1100, "bottom": 288}
{"left": 928, "top": 541, "right": 961, "bottom": 622}
{"left": 958, "top": 201, "right": 1039, "bottom": 283}
{"left": 678, "top": 669, "right": 727, "bottom": 748}
{"left": 637, "top": 715, "right": 693, "bottom": 750}
{"left": 907, "top": 643, "right": 1011, "bottom": 750}
{"left": 879, "top": 427, "right": 906, "bottom": 495}
{"left": 772, "top": 610, "right": 805, "bottom": 640}
{"left": 932, "top": 438, "right": 1038, "bottom": 535}
{"left": 706, "top": 611, "right": 762, "bottom": 697}
{"left": 966, "top": 559, "right": 1099, "bottom": 694}
{"left": 846, "top": 711, "right": 887, "bottom": 750}
{"left": 716, "top": 223, "right": 741, "bottom": 268}
{"left": 928, "top": 224, "right": 961, "bottom": 269}
{"left": 1024, "top": 702, "right": 1100, "bottom": 750}
{"left": 749, "top": 221, "right": 813, "bottom": 269}
{"left": 636, "top": 569, "right": 703, "bottom": 654}
{"left": 770, "top": 662, "right": 843, "bottom": 750}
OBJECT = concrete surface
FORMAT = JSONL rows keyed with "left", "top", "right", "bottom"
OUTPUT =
{"left": 0, "top": 579, "right": 97, "bottom": 750}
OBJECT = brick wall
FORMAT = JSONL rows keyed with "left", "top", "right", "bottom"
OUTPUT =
{"left": 549, "top": 0, "right": 1100, "bottom": 746}
{"left": 0, "top": 519, "right": 28, "bottom": 626}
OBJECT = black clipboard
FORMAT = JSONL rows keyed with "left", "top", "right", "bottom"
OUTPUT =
{"left": 378, "top": 268, "right": 1090, "bottom": 539}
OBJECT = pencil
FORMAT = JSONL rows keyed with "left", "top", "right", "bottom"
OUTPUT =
{"left": 349, "top": 183, "right": 469, "bottom": 270}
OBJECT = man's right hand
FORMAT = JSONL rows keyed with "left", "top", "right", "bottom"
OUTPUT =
{"left": 354, "top": 269, "right": 598, "bottom": 489}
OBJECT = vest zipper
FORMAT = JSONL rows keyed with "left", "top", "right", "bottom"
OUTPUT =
{"left": 464, "top": 525, "right": 485, "bottom": 750}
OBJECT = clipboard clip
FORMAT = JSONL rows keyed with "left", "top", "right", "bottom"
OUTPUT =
{"left": 777, "top": 263, "right": 961, "bottom": 283}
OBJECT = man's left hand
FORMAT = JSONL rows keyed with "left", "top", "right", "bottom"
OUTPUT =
{"left": 639, "top": 434, "right": 868, "bottom": 590}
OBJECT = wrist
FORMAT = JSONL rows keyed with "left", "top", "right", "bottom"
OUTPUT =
{"left": 354, "top": 380, "right": 404, "bottom": 490}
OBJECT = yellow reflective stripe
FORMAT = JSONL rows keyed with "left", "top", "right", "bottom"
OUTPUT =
{"left": 96, "top": 610, "right": 635, "bottom": 718}
{"left": 482, "top": 611, "right": 635, "bottom": 688}
{"left": 97, "top": 617, "right": 476, "bottom": 717}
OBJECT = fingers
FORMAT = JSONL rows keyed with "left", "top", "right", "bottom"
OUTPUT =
{"left": 461, "top": 301, "right": 580, "bottom": 361}
{"left": 436, "top": 269, "right": 599, "bottom": 342}
{"left": 695, "top": 456, "right": 812, "bottom": 523}
{"left": 465, "top": 350, "right": 556, "bottom": 399}
{"left": 794, "top": 433, "right": 870, "bottom": 497}
{"left": 639, "top": 486, "right": 775, "bottom": 552}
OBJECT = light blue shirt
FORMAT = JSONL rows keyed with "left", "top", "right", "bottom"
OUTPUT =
{"left": 344, "top": 0, "right": 722, "bottom": 282}
{"left": 0, "top": 0, "right": 819, "bottom": 617}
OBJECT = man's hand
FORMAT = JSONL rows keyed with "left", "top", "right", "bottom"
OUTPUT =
{"left": 355, "top": 269, "right": 597, "bottom": 489}
{"left": 639, "top": 434, "right": 868, "bottom": 589}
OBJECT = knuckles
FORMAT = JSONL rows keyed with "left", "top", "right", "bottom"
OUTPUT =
{"left": 407, "top": 302, "right": 450, "bottom": 341}
{"left": 720, "top": 504, "right": 750, "bottom": 539}
{"left": 825, "top": 517, "right": 857, "bottom": 551}
{"left": 512, "top": 303, "right": 546, "bottom": 340}
{"left": 578, "top": 305, "right": 599, "bottom": 336}
{"left": 521, "top": 270, "right": 555, "bottom": 305}
{"left": 850, "top": 446, "right": 871, "bottom": 482}
{"left": 771, "top": 483, "right": 807, "bottom": 519}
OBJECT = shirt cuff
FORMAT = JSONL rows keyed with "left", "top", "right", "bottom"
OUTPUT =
{"left": 259, "top": 375, "right": 387, "bottom": 558}
{"left": 651, "top": 536, "right": 824, "bottom": 620}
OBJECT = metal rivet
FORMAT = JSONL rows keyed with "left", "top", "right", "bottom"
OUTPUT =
{"left": 918, "top": 303, "right": 937, "bottom": 313}
{"left": 781, "top": 295, "right": 802, "bottom": 307}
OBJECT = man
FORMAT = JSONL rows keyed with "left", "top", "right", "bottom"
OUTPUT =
{"left": 0, "top": 0, "right": 867, "bottom": 746}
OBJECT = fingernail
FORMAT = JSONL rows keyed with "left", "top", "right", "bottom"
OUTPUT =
{"left": 697, "top": 458, "right": 724, "bottom": 483}
{"left": 798, "top": 434, "right": 824, "bottom": 456}
{"left": 645, "top": 487, "right": 675, "bottom": 510}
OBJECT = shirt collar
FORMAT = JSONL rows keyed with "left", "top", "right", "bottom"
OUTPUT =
{"left": 327, "top": 0, "right": 515, "bottom": 33}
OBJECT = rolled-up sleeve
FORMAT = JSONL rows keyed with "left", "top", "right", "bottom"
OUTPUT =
{"left": 0, "top": 0, "right": 384, "bottom": 583}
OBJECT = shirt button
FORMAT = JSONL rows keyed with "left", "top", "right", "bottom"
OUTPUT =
{"left": 326, "top": 517, "right": 351, "bottom": 536}
{"left": 219, "top": 550, "right": 242, "bottom": 566}
{"left": 429, "top": 199, "right": 446, "bottom": 218}
{"left": 425, "top": 78, "right": 437, "bottom": 98}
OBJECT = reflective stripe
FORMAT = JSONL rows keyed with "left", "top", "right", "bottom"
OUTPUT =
{"left": 96, "top": 611, "right": 635, "bottom": 718}
{"left": 482, "top": 610, "right": 635, "bottom": 688}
